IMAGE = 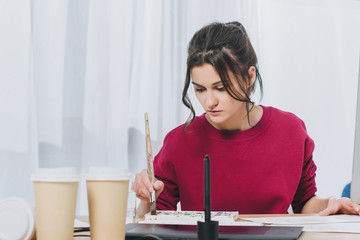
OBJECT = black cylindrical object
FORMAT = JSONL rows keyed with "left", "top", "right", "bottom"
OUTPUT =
{"left": 197, "top": 220, "right": 219, "bottom": 240}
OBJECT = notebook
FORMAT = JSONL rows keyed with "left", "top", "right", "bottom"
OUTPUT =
{"left": 125, "top": 223, "right": 303, "bottom": 240}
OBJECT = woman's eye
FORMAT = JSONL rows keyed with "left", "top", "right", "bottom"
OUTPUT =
{"left": 217, "top": 87, "right": 225, "bottom": 91}
{"left": 195, "top": 88, "right": 205, "bottom": 92}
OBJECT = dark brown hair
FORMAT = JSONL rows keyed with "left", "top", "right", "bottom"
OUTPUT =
{"left": 182, "top": 21, "right": 263, "bottom": 131}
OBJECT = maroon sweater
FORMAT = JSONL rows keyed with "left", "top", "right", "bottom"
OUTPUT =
{"left": 154, "top": 106, "right": 317, "bottom": 214}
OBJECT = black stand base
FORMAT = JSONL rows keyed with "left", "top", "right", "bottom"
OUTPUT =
{"left": 197, "top": 220, "right": 219, "bottom": 240}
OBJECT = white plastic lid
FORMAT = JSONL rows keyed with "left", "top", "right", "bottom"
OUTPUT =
{"left": 84, "top": 167, "right": 132, "bottom": 181}
{"left": 30, "top": 167, "right": 80, "bottom": 182}
{"left": 0, "top": 197, "right": 35, "bottom": 240}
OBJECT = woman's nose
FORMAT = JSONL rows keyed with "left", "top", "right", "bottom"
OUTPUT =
{"left": 206, "top": 91, "right": 218, "bottom": 109}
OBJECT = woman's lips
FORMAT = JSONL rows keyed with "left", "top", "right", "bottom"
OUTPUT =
{"left": 208, "top": 110, "right": 222, "bottom": 116}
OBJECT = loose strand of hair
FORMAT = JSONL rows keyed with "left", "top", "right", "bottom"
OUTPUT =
{"left": 182, "top": 68, "right": 196, "bottom": 132}
{"left": 255, "top": 67, "right": 264, "bottom": 101}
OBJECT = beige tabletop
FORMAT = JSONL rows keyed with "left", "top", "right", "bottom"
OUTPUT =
{"left": 73, "top": 214, "right": 360, "bottom": 240}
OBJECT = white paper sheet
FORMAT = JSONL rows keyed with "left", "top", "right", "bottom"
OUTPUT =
{"left": 241, "top": 215, "right": 360, "bottom": 225}
{"left": 240, "top": 214, "right": 360, "bottom": 233}
{"left": 302, "top": 222, "right": 360, "bottom": 233}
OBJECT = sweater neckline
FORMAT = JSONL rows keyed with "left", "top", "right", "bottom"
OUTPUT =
{"left": 197, "top": 105, "right": 272, "bottom": 141}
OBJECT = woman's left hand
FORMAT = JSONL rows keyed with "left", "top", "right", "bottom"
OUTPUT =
{"left": 319, "top": 196, "right": 360, "bottom": 216}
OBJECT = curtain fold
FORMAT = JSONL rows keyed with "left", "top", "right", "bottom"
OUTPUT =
{"left": 33, "top": 0, "right": 68, "bottom": 147}
{"left": 0, "top": 0, "right": 31, "bottom": 152}
{"left": 0, "top": 0, "right": 33, "bottom": 202}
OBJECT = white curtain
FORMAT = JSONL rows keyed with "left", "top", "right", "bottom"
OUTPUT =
{"left": 0, "top": 0, "right": 359, "bottom": 215}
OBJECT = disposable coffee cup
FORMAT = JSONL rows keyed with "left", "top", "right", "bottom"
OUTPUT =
{"left": 85, "top": 167, "right": 131, "bottom": 240}
{"left": 31, "top": 168, "right": 80, "bottom": 240}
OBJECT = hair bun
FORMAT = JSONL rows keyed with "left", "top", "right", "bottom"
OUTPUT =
{"left": 226, "top": 21, "right": 242, "bottom": 27}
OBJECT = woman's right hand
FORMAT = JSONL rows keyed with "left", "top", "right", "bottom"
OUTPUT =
{"left": 131, "top": 169, "right": 164, "bottom": 202}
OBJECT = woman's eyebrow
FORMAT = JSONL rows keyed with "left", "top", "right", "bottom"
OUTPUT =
{"left": 191, "top": 81, "right": 202, "bottom": 87}
{"left": 191, "top": 81, "right": 222, "bottom": 87}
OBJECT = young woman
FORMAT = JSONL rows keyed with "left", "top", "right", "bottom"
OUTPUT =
{"left": 132, "top": 21, "right": 360, "bottom": 216}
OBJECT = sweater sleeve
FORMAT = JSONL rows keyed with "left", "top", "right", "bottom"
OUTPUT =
{"left": 153, "top": 134, "right": 179, "bottom": 210}
{"left": 291, "top": 134, "right": 317, "bottom": 213}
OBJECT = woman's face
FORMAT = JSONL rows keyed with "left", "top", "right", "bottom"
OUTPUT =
{"left": 191, "top": 63, "right": 254, "bottom": 131}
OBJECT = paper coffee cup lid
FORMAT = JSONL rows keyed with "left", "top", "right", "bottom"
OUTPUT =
{"left": 0, "top": 197, "right": 35, "bottom": 240}
{"left": 31, "top": 167, "right": 80, "bottom": 182}
{"left": 84, "top": 167, "right": 132, "bottom": 181}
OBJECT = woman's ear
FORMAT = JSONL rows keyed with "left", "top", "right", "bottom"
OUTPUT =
{"left": 248, "top": 66, "right": 256, "bottom": 88}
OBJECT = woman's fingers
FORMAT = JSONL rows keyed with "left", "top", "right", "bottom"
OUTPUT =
{"left": 337, "top": 197, "right": 360, "bottom": 215}
{"left": 131, "top": 169, "right": 164, "bottom": 201}
{"left": 320, "top": 197, "right": 360, "bottom": 216}
{"left": 154, "top": 180, "right": 164, "bottom": 199}
{"left": 132, "top": 169, "right": 153, "bottom": 201}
